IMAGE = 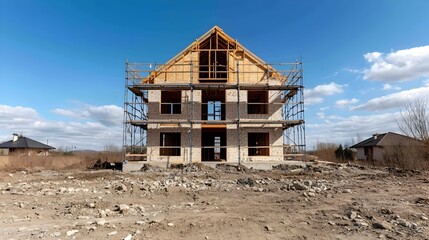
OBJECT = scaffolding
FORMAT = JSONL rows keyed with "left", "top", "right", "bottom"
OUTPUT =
{"left": 122, "top": 26, "right": 305, "bottom": 163}
{"left": 123, "top": 61, "right": 305, "bottom": 162}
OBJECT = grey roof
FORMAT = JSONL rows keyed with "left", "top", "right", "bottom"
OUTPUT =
{"left": 0, "top": 136, "right": 55, "bottom": 149}
{"left": 351, "top": 132, "right": 421, "bottom": 149}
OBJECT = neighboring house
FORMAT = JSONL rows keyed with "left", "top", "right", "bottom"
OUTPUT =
{"left": 123, "top": 26, "right": 305, "bottom": 167}
{"left": 350, "top": 132, "right": 422, "bottom": 161}
{"left": 0, "top": 134, "right": 55, "bottom": 156}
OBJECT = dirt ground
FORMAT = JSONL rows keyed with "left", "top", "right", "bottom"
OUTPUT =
{"left": 0, "top": 162, "right": 428, "bottom": 240}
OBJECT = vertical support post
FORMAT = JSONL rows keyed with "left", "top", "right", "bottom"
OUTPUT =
{"left": 189, "top": 60, "right": 194, "bottom": 164}
{"left": 300, "top": 60, "right": 306, "bottom": 162}
{"left": 122, "top": 61, "right": 129, "bottom": 164}
{"left": 236, "top": 61, "right": 241, "bottom": 165}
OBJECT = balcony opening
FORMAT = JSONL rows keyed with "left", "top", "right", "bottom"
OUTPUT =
{"left": 202, "top": 128, "right": 226, "bottom": 161}
{"left": 248, "top": 132, "right": 269, "bottom": 156}
{"left": 202, "top": 90, "right": 225, "bottom": 120}
{"left": 247, "top": 90, "right": 268, "bottom": 114}
{"left": 161, "top": 91, "right": 181, "bottom": 114}
{"left": 160, "top": 132, "right": 181, "bottom": 156}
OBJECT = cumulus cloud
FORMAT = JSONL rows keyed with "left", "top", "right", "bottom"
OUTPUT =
{"left": 363, "top": 45, "right": 429, "bottom": 82}
{"left": 351, "top": 85, "right": 429, "bottom": 111}
{"left": 335, "top": 98, "right": 359, "bottom": 108}
{"left": 53, "top": 104, "right": 123, "bottom": 126}
{"left": 0, "top": 104, "right": 123, "bottom": 150}
{"left": 307, "top": 112, "right": 400, "bottom": 149}
{"left": 305, "top": 82, "right": 344, "bottom": 105}
{"left": 0, "top": 105, "right": 40, "bottom": 125}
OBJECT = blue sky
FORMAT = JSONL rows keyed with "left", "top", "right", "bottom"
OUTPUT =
{"left": 1, "top": 0, "right": 429, "bottom": 150}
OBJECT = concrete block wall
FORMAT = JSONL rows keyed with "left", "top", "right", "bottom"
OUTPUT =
{"left": 225, "top": 90, "right": 282, "bottom": 122}
{"left": 147, "top": 90, "right": 201, "bottom": 121}
{"left": 146, "top": 89, "right": 284, "bottom": 163}
{"left": 226, "top": 127, "right": 283, "bottom": 163}
{"left": 146, "top": 126, "right": 201, "bottom": 163}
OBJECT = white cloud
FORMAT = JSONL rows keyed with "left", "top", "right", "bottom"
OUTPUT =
{"left": 364, "top": 52, "right": 382, "bottom": 63}
{"left": 53, "top": 104, "right": 123, "bottom": 126}
{"left": 335, "top": 98, "right": 359, "bottom": 108}
{"left": 0, "top": 104, "right": 123, "bottom": 150}
{"left": 0, "top": 105, "right": 40, "bottom": 125}
{"left": 351, "top": 85, "right": 429, "bottom": 111}
{"left": 307, "top": 112, "right": 400, "bottom": 149}
{"left": 363, "top": 45, "right": 429, "bottom": 82}
{"left": 382, "top": 83, "right": 401, "bottom": 91}
{"left": 305, "top": 82, "right": 344, "bottom": 105}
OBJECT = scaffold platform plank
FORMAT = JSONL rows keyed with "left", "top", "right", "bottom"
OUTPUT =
{"left": 128, "top": 84, "right": 300, "bottom": 91}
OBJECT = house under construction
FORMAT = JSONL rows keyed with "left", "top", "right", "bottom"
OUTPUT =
{"left": 123, "top": 26, "right": 305, "bottom": 170}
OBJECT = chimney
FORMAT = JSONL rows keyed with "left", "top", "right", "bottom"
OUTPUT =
{"left": 12, "top": 133, "right": 19, "bottom": 142}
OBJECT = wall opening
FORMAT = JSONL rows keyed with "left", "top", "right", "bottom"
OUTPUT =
{"left": 198, "top": 31, "right": 229, "bottom": 81}
{"left": 161, "top": 91, "right": 181, "bottom": 114}
{"left": 202, "top": 90, "right": 225, "bottom": 120}
{"left": 201, "top": 128, "right": 226, "bottom": 161}
{"left": 160, "top": 132, "right": 181, "bottom": 156}
{"left": 247, "top": 91, "right": 268, "bottom": 114}
{"left": 248, "top": 132, "right": 269, "bottom": 156}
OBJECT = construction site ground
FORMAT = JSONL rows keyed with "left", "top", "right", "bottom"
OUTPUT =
{"left": 0, "top": 162, "right": 428, "bottom": 240}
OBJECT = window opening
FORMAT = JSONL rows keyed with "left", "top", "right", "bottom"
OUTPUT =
{"left": 248, "top": 133, "right": 269, "bottom": 156}
{"left": 160, "top": 132, "right": 181, "bottom": 156}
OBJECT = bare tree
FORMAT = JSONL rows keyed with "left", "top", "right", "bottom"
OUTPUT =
{"left": 396, "top": 97, "right": 429, "bottom": 169}
{"left": 398, "top": 97, "right": 429, "bottom": 142}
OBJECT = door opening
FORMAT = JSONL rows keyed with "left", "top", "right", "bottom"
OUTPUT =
{"left": 201, "top": 128, "right": 226, "bottom": 161}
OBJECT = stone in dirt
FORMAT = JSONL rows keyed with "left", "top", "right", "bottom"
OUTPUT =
{"left": 264, "top": 225, "right": 274, "bottom": 231}
{"left": 66, "top": 230, "right": 79, "bottom": 236}
{"left": 116, "top": 183, "right": 128, "bottom": 192}
{"left": 149, "top": 213, "right": 166, "bottom": 224}
{"left": 123, "top": 234, "right": 132, "bottom": 240}
{"left": 50, "top": 232, "right": 61, "bottom": 237}
{"left": 292, "top": 182, "right": 308, "bottom": 191}
{"left": 96, "top": 218, "right": 107, "bottom": 226}
{"left": 372, "top": 221, "right": 392, "bottom": 231}
{"left": 347, "top": 211, "right": 357, "bottom": 220}
{"left": 118, "top": 204, "right": 130, "bottom": 213}
{"left": 237, "top": 178, "right": 255, "bottom": 187}
{"left": 303, "top": 180, "right": 312, "bottom": 186}
{"left": 380, "top": 208, "right": 393, "bottom": 215}
{"left": 108, "top": 231, "right": 118, "bottom": 236}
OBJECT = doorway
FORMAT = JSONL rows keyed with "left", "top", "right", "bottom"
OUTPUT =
{"left": 201, "top": 128, "right": 226, "bottom": 161}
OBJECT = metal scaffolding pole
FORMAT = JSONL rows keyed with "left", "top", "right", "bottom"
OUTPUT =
{"left": 189, "top": 61, "right": 194, "bottom": 164}
{"left": 237, "top": 61, "right": 241, "bottom": 165}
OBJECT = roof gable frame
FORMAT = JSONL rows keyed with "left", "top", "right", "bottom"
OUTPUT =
{"left": 140, "top": 26, "right": 284, "bottom": 84}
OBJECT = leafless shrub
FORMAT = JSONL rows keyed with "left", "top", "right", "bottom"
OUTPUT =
{"left": 0, "top": 156, "right": 96, "bottom": 172}
{"left": 395, "top": 97, "right": 429, "bottom": 169}
{"left": 398, "top": 97, "right": 429, "bottom": 143}
{"left": 383, "top": 144, "right": 428, "bottom": 170}
{"left": 314, "top": 142, "right": 338, "bottom": 162}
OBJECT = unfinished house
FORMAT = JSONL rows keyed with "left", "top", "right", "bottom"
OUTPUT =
{"left": 123, "top": 26, "right": 305, "bottom": 170}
